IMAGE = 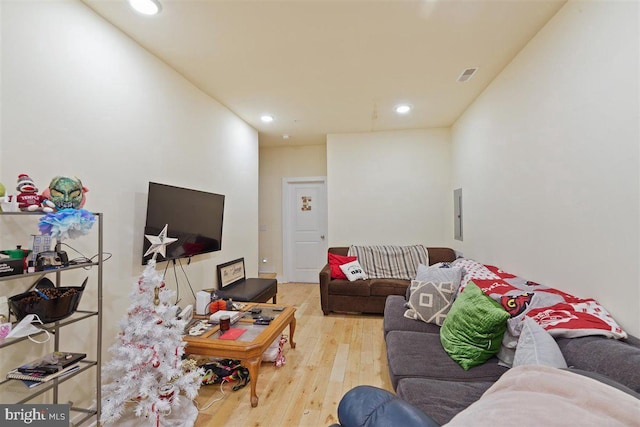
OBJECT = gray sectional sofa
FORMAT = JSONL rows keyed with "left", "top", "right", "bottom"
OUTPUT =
{"left": 325, "top": 249, "right": 640, "bottom": 425}
{"left": 382, "top": 293, "right": 640, "bottom": 425}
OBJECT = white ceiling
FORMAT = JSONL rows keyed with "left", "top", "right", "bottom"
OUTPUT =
{"left": 82, "top": 0, "right": 566, "bottom": 147}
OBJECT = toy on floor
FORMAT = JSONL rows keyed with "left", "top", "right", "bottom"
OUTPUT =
{"left": 15, "top": 174, "right": 55, "bottom": 212}
{"left": 275, "top": 334, "right": 288, "bottom": 367}
{"left": 200, "top": 359, "right": 249, "bottom": 391}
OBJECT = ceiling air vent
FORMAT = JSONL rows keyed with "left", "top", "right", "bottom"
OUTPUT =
{"left": 457, "top": 68, "right": 478, "bottom": 82}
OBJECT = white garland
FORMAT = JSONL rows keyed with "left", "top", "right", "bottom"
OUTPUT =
{"left": 101, "top": 259, "right": 203, "bottom": 425}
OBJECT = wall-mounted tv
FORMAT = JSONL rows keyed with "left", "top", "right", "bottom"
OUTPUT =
{"left": 142, "top": 182, "right": 225, "bottom": 265}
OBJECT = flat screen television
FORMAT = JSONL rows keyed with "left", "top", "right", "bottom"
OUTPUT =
{"left": 142, "top": 182, "right": 225, "bottom": 264}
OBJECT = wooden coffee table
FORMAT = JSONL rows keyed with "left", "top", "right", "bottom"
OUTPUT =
{"left": 183, "top": 303, "right": 296, "bottom": 407}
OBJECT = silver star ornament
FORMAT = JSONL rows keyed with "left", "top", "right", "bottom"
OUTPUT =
{"left": 144, "top": 224, "right": 178, "bottom": 260}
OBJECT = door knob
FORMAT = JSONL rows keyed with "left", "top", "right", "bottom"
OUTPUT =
{"left": 320, "top": 235, "right": 325, "bottom": 239}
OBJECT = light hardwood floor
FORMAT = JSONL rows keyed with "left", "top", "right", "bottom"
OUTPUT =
{"left": 192, "top": 282, "right": 393, "bottom": 426}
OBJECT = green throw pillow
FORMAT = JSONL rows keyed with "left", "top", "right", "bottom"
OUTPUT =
{"left": 440, "top": 282, "right": 510, "bottom": 370}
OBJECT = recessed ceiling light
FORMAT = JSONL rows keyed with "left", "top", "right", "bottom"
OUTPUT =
{"left": 395, "top": 104, "right": 412, "bottom": 114}
{"left": 261, "top": 115, "right": 274, "bottom": 123}
{"left": 282, "top": 134, "right": 290, "bottom": 139}
{"left": 128, "top": 0, "right": 162, "bottom": 15}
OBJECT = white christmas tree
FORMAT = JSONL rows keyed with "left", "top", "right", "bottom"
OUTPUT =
{"left": 102, "top": 225, "right": 203, "bottom": 426}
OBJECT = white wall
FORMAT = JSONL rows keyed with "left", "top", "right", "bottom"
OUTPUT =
{"left": 327, "top": 128, "right": 451, "bottom": 247}
{"left": 451, "top": 1, "right": 639, "bottom": 336}
{"left": 1, "top": 0, "right": 258, "bottom": 405}
{"left": 259, "top": 144, "right": 327, "bottom": 279}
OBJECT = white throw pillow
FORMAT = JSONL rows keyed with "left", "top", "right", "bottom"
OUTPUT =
{"left": 339, "top": 260, "right": 367, "bottom": 282}
{"left": 513, "top": 317, "right": 567, "bottom": 368}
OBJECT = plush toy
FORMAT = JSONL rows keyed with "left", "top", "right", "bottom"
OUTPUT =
{"left": 0, "top": 181, "right": 18, "bottom": 212}
{"left": 0, "top": 181, "right": 5, "bottom": 212}
{"left": 42, "top": 176, "right": 88, "bottom": 210}
{"left": 15, "top": 174, "right": 55, "bottom": 212}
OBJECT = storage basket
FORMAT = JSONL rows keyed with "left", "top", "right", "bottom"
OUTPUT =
{"left": 9, "top": 277, "right": 87, "bottom": 323}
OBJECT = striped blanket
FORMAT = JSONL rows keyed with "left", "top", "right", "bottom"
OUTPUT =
{"left": 347, "top": 245, "right": 428, "bottom": 280}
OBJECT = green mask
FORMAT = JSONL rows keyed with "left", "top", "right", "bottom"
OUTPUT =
{"left": 48, "top": 176, "right": 84, "bottom": 209}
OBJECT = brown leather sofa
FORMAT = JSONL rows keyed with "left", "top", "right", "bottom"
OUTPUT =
{"left": 319, "top": 246, "right": 457, "bottom": 315}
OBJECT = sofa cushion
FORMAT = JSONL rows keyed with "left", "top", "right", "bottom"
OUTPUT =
{"left": 215, "top": 278, "right": 277, "bottom": 303}
{"left": 513, "top": 317, "right": 567, "bottom": 368}
{"left": 328, "top": 280, "right": 370, "bottom": 297}
{"left": 396, "top": 377, "right": 493, "bottom": 426}
{"left": 415, "top": 263, "right": 464, "bottom": 285}
{"left": 386, "top": 331, "right": 508, "bottom": 388}
{"left": 440, "top": 282, "right": 510, "bottom": 370}
{"left": 556, "top": 335, "right": 640, "bottom": 393}
{"left": 339, "top": 260, "right": 367, "bottom": 281}
{"left": 407, "top": 265, "right": 463, "bottom": 300}
{"left": 328, "top": 252, "right": 357, "bottom": 280}
{"left": 564, "top": 368, "right": 640, "bottom": 399}
{"left": 446, "top": 365, "right": 640, "bottom": 427}
{"left": 404, "top": 280, "right": 457, "bottom": 326}
{"left": 370, "top": 279, "right": 410, "bottom": 297}
{"left": 384, "top": 295, "right": 441, "bottom": 336}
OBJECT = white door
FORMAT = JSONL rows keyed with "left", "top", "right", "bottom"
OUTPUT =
{"left": 283, "top": 177, "right": 327, "bottom": 283}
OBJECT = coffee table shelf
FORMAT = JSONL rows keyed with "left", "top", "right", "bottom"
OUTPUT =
{"left": 183, "top": 303, "right": 296, "bottom": 407}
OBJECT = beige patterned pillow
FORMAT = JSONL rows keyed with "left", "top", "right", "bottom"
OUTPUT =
{"left": 404, "top": 280, "right": 458, "bottom": 326}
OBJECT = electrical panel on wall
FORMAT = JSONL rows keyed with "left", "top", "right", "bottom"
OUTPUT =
{"left": 454, "top": 188, "right": 463, "bottom": 241}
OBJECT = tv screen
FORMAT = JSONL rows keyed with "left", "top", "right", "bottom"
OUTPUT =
{"left": 142, "top": 182, "right": 225, "bottom": 264}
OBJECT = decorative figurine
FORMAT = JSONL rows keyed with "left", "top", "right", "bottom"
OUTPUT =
{"left": 44, "top": 176, "right": 88, "bottom": 210}
{"left": 0, "top": 181, "right": 5, "bottom": 212}
{"left": 15, "top": 174, "right": 55, "bottom": 212}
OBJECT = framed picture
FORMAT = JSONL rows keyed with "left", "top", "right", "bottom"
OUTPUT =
{"left": 217, "top": 258, "right": 246, "bottom": 288}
